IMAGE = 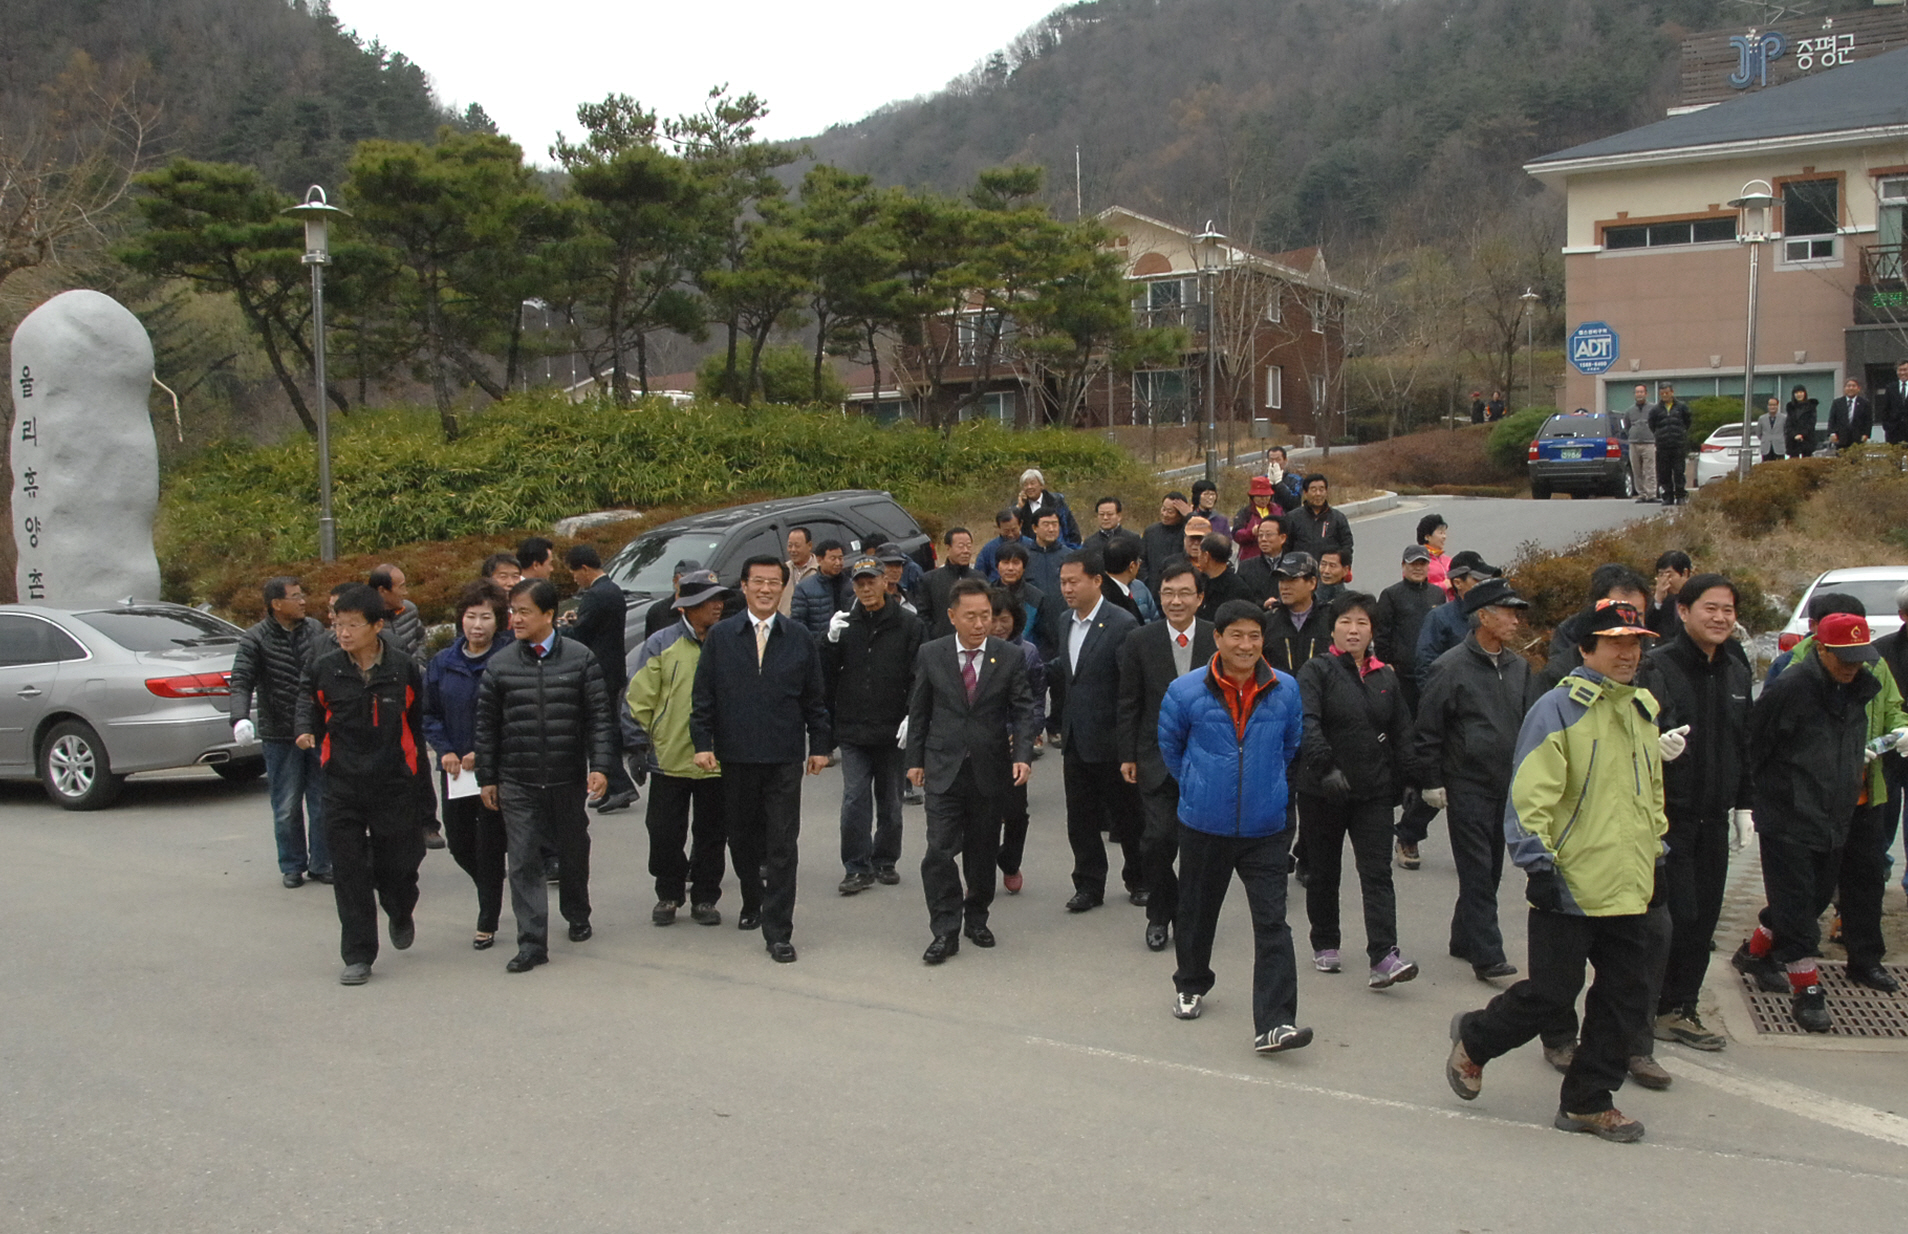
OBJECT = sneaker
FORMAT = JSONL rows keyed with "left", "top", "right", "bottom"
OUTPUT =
{"left": 1654, "top": 1006, "right": 1726, "bottom": 1051}
{"left": 1542, "top": 1042, "right": 1576, "bottom": 1074}
{"left": 1173, "top": 992, "right": 1203, "bottom": 1020}
{"left": 1626, "top": 1055, "right": 1672, "bottom": 1090}
{"left": 1313, "top": 949, "right": 1341, "bottom": 973}
{"left": 838, "top": 871, "right": 875, "bottom": 895}
{"left": 1793, "top": 984, "right": 1832, "bottom": 1033}
{"left": 1395, "top": 841, "right": 1421, "bottom": 870}
{"left": 1554, "top": 1107, "right": 1645, "bottom": 1143}
{"left": 1445, "top": 1013, "right": 1481, "bottom": 1100}
{"left": 1731, "top": 940, "right": 1788, "bottom": 994}
{"left": 423, "top": 828, "right": 446, "bottom": 850}
{"left": 1368, "top": 950, "right": 1419, "bottom": 990}
{"left": 874, "top": 864, "right": 900, "bottom": 886}
{"left": 1254, "top": 1025, "right": 1313, "bottom": 1053}
{"left": 1473, "top": 961, "right": 1518, "bottom": 981}
{"left": 652, "top": 899, "right": 679, "bottom": 925}
{"left": 689, "top": 902, "right": 722, "bottom": 926}
{"left": 339, "top": 962, "right": 371, "bottom": 985}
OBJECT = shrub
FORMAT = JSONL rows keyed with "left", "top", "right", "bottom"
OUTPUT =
{"left": 696, "top": 343, "right": 848, "bottom": 405}
{"left": 1689, "top": 455, "right": 1837, "bottom": 536}
{"left": 1485, "top": 407, "right": 1554, "bottom": 471}
{"left": 1687, "top": 395, "right": 1747, "bottom": 446}
{"left": 1317, "top": 424, "right": 1521, "bottom": 493}
{"left": 1803, "top": 444, "right": 1908, "bottom": 548}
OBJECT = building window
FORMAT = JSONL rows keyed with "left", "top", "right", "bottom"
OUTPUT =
{"left": 959, "top": 390, "right": 1015, "bottom": 424}
{"left": 1311, "top": 293, "right": 1325, "bottom": 333}
{"left": 1265, "top": 288, "right": 1282, "bottom": 323}
{"left": 956, "top": 312, "right": 1009, "bottom": 365}
{"left": 1266, "top": 365, "right": 1283, "bottom": 410}
{"left": 1783, "top": 178, "right": 1838, "bottom": 237}
{"left": 1310, "top": 373, "right": 1326, "bottom": 408}
{"left": 1148, "top": 279, "right": 1186, "bottom": 310}
{"left": 1132, "top": 369, "right": 1189, "bottom": 425}
{"left": 1603, "top": 217, "right": 1738, "bottom": 249}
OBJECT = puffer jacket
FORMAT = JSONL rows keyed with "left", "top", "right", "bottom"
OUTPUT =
{"left": 1648, "top": 399, "right": 1691, "bottom": 450}
{"left": 296, "top": 645, "right": 430, "bottom": 796}
{"left": 790, "top": 569, "right": 853, "bottom": 638}
{"left": 1504, "top": 668, "right": 1669, "bottom": 916}
{"left": 1412, "top": 634, "right": 1540, "bottom": 799}
{"left": 474, "top": 632, "right": 615, "bottom": 788}
{"left": 823, "top": 598, "right": 925, "bottom": 746}
{"left": 626, "top": 620, "right": 716, "bottom": 780}
{"left": 386, "top": 599, "right": 427, "bottom": 667}
{"left": 1771, "top": 634, "right": 1908, "bottom": 807}
{"left": 1158, "top": 656, "right": 1303, "bottom": 837}
{"left": 1296, "top": 649, "right": 1417, "bottom": 803}
{"left": 1755, "top": 644, "right": 1888, "bottom": 848}
{"left": 422, "top": 634, "right": 512, "bottom": 759}
{"left": 1373, "top": 577, "right": 1444, "bottom": 681}
{"left": 229, "top": 616, "right": 326, "bottom": 740}
{"left": 1637, "top": 629, "right": 1753, "bottom": 818}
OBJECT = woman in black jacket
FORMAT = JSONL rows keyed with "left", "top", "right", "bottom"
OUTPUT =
{"left": 1784, "top": 386, "right": 1819, "bottom": 458}
{"left": 1295, "top": 591, "right": 1422, "bottom": 989}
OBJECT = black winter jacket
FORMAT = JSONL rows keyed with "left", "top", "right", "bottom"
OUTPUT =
{"left": 823, "top": 598, "right": 925, "bottom": 746}
{"left": 569, "top": 575, "right": 631, "bottom": 686}
{"left": 474, "top": 633, "right": 616, "bottom": 788}
{"left": 1639, "top": 630, "right": 1753, "bottom": 819}
{"left": 1647, "top": 399, "right": 1692, "bottom": 450}
{"left": 921, "top": 563, "right": 980, "bottom": 639}
{"left": 1262, "top": 604, "right": 1332, "bottom": 674}
{"left": 1194, "top": 566, "right": 1254, "bottom": 623}
{"left": 790, "top": 570, "right": 853, "bottom": 638}
{"left": 1284, "top": 503, "right": 1353, "bottom": 563}
{"left": 1412, "top": 635, "right": 1539, "bottom": 799}
{"left": 386, "top": 599, "right": 428, "bottom": 667}
{"left": 1373, "top": 578, "right": 1444, "bottom": 680}
{"left": 296, "top": 645, "right": 431, "bottom": 797}
{"left": 1750, "top": 649, "right": 1881, "bottom": 850}
{"left": 1783, "top": 398, "right": 1820, "bottom": 455}
{"left": 690, "top": 612, "right": 831, "bottom": 764}
{"left": 230, "top": 616, "right": 326, "bottom": 740}
{"left": 1296, "top": 649, "right": 1417, "bottom": 803}
{"left": 1139, "top": 519, "right": 1187, "bottom": 590}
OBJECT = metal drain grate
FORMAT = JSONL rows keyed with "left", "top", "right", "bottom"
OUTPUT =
{"left": 1737, "top": 962, "right": 1908, "bottom": 1037}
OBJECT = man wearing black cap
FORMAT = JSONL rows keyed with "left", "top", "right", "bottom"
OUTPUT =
{"left": 874, "top": 543, "right": 923, "bottom": 619}
{"left": 824, "top": 554, "right": 925, "bottom": 894}
{"left": 644, "top": 560, "right": 707, "bottom": 639}
{"left": 1413, "top": 551, "right": 1497, "bottom": 695}
{"left": 1261, "top": 552, "right": 1332, "bottom": 674}
{"left": 1445, "top": 598, "right": 1669, "bottom": 1143}
{"left": 1374, "top": 544, "right": 1445, "bottom": 716}
{"left": 1413, "top": 577, "right": 1538, "bottom": 981}
{"left": 628, "top": 570, "right": 731, "bottom": 927}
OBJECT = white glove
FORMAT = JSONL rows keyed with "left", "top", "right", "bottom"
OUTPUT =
{"left": 1421, "top": 786, "right": 1447, "bottom": 810}
{"left": 895, "top": 717, "right": 908, "bottom": 749}
{"left": 1895, "top": 728, "right": 1908, "bottom": 758}
{"left": 232, "top": 719, "right": 257, "bottom": 745}
{"left": 1657, "top": 725, "right": 1689, "bottom": 762}
{"left": 1730, "top": 809, "right": 1753, "bottom": 854}
{"left": 1268, "top": 462, "right": 1284, "bottom": 484}
{"left": 826, "top": 610, "right": 851, "bottom": 644}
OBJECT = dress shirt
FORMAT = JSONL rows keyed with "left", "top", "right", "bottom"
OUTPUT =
{"left": 1167, "top": 618, "right": 1197, "bottom": 676}
{"left": 1067, "top": 598, "right": 1104, "bottom": 674}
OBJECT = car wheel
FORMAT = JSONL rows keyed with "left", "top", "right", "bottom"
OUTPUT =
{"left": 213, "top": 757, "right": 267, "bottom": 784}
{"left": 1530, "top": 478, "right": 1551, "bottom": 500}
{"left": 1606, "top": 468, "right": 1633, "bottom": 499}
{"left": 40, "top": 719, "right": 124, "bottom": 811}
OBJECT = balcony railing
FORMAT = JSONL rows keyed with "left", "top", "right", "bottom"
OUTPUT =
{"left": 1859, "top": 243, "right": 1906, "bottom": 285}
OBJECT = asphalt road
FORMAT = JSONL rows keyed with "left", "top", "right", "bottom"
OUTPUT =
{"left": 1345, "top": 492, "right": 1667, "bottom": 578}
{"left": 10, "top": 499, "right": 1907, "bottom": 1233}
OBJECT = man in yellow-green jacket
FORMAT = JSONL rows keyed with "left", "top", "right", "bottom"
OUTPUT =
{"left": 1445, "top": 599, "right": 1671, "bottom": 1144}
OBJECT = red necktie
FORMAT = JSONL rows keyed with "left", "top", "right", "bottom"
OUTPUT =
{"left": 1176, "top": 632, "right": 1189, "bottom": 648}
{"left": 962, "top": 649, "right": 979, "bottom": 703}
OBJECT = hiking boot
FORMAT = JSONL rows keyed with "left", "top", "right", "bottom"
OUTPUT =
{"left": 1732, "top": 940, "right": 1788, "bottom": 994}
{"left": 1626, "top": 1055, "right": 1672, "bottom": 1090}
{"left": 838, "top": 871, "right": 875, "bottom": 895}
{"left": 1793, "top": 984, "right": 1832, "bottom": 1033}
{"left": 1654, "top": 1005, "right": 1726, "bottom": 1051}
{"left": 1554, "top": 1108, "right": 1645, "bottom": 1143}
{"left": 1445, "top": 1013, "right": 1481, "bottom": 1100}
{"left": 689, "top": 902, "right": 721, "bottom": 926}
{"left": 874, "top": 864, "right": 901, "bottom": 886}
{"left": 1542, "top": 1041, "right": 1575, "bottom": 1074}
{"left": 651, "top": 900, "right": 679, "bottom": 926}
{"left": 1395, "top": 841, "right": 1421, "bottom": 870}
{"left": 1368, "top": 950, "right": 1419, "bottom": 990}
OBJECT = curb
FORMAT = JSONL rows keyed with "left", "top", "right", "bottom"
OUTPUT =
{"left": 1338, "top": 491, "right": 1399, "bottom": 518}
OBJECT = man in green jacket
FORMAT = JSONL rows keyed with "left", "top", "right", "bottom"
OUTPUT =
{"left": 628, "top": 570, "right": 730, "bottom": 928}
{"left": 1446, "top": 599, "right": 1670, "bottom": 1144}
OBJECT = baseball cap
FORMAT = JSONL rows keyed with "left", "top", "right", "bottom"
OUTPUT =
{"left": 1582, "top": 597, "right": 1655, "bottom": 638}
{"left": 1271, "top": 551, "right": 1318, "bottom": 579}
{"left": 848, "top": 554, "right": 884, "bottom": 580}
{"left": 1184, "top": 516, "right": 1212, "bottom": 536}
{"left": 672, "top": 569, "right": 727, "bottom": 609}
{"left": 1818, "top": 612, "right": 1880, "bottom": 662}
{"left": 1249, "top": 475, "right": 1273, "bottom": 495}
{"left": 1401, "top": 545, "right": 1431, "bottom": 564}
{"left": 874, "top": 543, "right": 908, "bottom": 565}
{"left": 1461, "top": 577, "right": 1530, "bottom": 615}
{"left": 1447, "top": 551, "right": 1499, "bottom": 581}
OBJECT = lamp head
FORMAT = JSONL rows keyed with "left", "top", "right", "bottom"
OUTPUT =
{"left": 282, "top": 185, "right": 351, "bottom": 262}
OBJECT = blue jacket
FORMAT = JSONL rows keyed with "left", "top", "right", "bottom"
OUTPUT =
{"left": 422, "top": 634, "right": 513, "bottom": 756}
{"left": 977, "top": 534, "right": 1037, "bottom": 582}
{"left": 790, "top": 569, "right": 852, "bottom": 638}
{"left": 1415, "top": 598, "right": 1470, "bottom": 694}
{"left": 1158, "top": 658, "right": 1303, "bottom": 837}
{"left": 1129, "top": 577, "right": 1160, "bottom": 625}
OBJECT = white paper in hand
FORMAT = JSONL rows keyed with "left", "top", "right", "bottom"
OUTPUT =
{"left": 445, "top": 769, "right": 482, "bottom": 800}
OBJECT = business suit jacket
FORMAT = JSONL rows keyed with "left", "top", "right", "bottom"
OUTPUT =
{"left": 570, "top": 575, "right": 631, "bottom": 686}
{"left": 1827, "top": 395, "right": 1871, "bottom": 448}
{"left": 1876, "top": 381, "right": 1908, "bottom": 443}
{"left": 690, "top": 611, "right": 831, "bottom": 764}
{"left": 1047, "top": 601, "right": 1140, "bottom": 764}
{"left": 904, "top": 635, "right": 1037, "bottom": 795}
{"left": 1117, "top": 618, "right": 1216, "bottom": 791}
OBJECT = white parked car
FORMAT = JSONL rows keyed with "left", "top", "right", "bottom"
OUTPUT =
{"left": 1776, "top": 566, "right": 1908, "bottom": 657}
{"left": 1695, "top": 423, "right": 1763, "bottom": 486}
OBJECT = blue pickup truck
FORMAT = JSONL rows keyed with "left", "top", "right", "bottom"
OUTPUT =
{"left": 1526, "top": 410, "right": 1634, "bottom": 500}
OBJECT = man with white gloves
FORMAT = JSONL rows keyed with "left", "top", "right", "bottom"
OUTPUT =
{"left": 229, "top": 576, "right": 331, "bottom": 889}
{"left": 1635, "top": 574, "right": 1755, "bottom": 1052}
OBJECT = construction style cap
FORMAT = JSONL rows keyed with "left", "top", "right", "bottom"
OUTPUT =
{"left": 1583, "top": 597, "right": 1655, "bottom": 639}
{"left": 848, "top": 554, "right": 884, "bottom": 579}
{"left": 1461, "top": 576, "right": 1530, "bottom": 615}
{"left": 1817, "top": 612, "right": 1879, "bottom": 662}
{"left": 1401, "top": 545, "right": 1432, "bottom": 564}
{"left": 1248, "top": 475, "right": 1273, "bottom": 495}
{"left": 672, "top": 570, "right": 727, "bottom": 609}
{"left": 1271, "top": 551, "right": 1319, "bottom": 579}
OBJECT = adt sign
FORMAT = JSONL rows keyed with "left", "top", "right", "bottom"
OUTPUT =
{"left": 1568, "top": 322, "right": 1619, "bottom": 375}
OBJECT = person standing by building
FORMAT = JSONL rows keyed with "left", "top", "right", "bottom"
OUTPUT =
{"left": 1119, "top": 560, "right": 1214, "bottom": 952}
{"left": 1878, "top": 359, "right": 1908, "bottom": 444}
{"left": 627, "top": 570, "right": 731, "bottom": 929}
{"left": 565, "top": 544, "right": 640, "bottom": 814}
{"left": 1626, "top": 385, "right": 1657, "bottom": 505}
{"left": 1015, "top": 468, "right": 1082, "bottom": 548}
{"left": 423, "top": 581, "right": 512, "bottom": 950}
{"left": 1284, "top": 475, "right": 1352, "bottom": 564}
{"left": 1158, "top": 599, "right": 1311, "bottom": 1053}
{"left": 475, "top": 580, "right": 615, "bottom": 974}
{"left": 825, "top": 554, "right": 924, "bottom": 894}
{"left": 779, "top": 527, "right": 820, "bottom": 617}
{"left": 691, "top": 557, "right": 832, "bottom": 963}
{"left": 1443, "top": 599, "right": 1668, "bottom": 1143}
{"left": 921, "top": 528, "right": 980, "bottom": 639}
{"left": 1051, "top": 550, "right": 1142, "bottom": 912}
{"left": 789, "top": 539, "right": 851, "bottom": 637}
{"left": 1756, "top": 396, "right": 1783, "bottom": 463}
{"left": 905, "top": 579, "right": 1037, "bottom": 962}
{"left": 1782, "top": 384, "right": 1819, "bottom": 460}
{"left": 231, "top": 576, "right": 331, "bottom": 889}
{"left": 1826, "top": 377, "right": 1871, "bottom": 451}
{"left": 1648, "top": 383, "right": 1692, "bottom": 506}
{"left": 294, "top": 585, "right": 432, "bottom": 986}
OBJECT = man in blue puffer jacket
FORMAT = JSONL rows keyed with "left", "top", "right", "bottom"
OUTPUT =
{"left": 1158, "top": 598, "right": 1311, "bottom": 1054}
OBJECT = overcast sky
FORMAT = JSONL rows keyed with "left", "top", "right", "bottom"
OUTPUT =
{"left": 324, "top": 0, "right": 1066, "bottom": 161}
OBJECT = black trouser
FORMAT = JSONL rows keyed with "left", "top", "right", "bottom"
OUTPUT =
{"left": 499, "top": 780, "right": 593, "bottom": 955}
{"left": 1654, "top": 810, "right": 1730, "bottom": 1013}
{"left": 441, "top": 789, "right": 505, "bottom": 934}
{"left": 1446, "top": 788, "right": 1509, "bottom": 969}
{"left": 998, "top": 781, "right": 1030, "bottom": 876}
{"left": 1298, "top": 792, "right": 1398, "bottom": 966}
{"left": 1757, "top": 831, "right": 1840, "bottom": 965}
{"left": 325, "top": 788, "right": 426, "bottom": 966}
{"left": 922, "top": 760, "right": 1002, "bottom": 938}
{"left": 1656, "top": 444, "right": 1687, "bottom": 502}
{"left": 602, "top": 677, "right": 638, "bottom": 800}
{"left": 1838, "top": 802, "right": 1894, "bottom": 968}
{"left": 1458, "top": 906, "right": 1666, "bottom": 1115}
{"left": 1063, "top": 752, "right": 1142, "bottom": 898}
{"left": 1395, "top": 795, "right": 1438, "bottom": 846}
{"left": 645, "top": 772, "right": 727, "bottom": 905}
{"left": 1139, "top": 779, "right": 1181, "bottom": 926}
{"left": 1173, "top": 825, "right": 1297, "bottom": 1035}
{"left": 723, "top": 761, "right": 803, "bottom": 944}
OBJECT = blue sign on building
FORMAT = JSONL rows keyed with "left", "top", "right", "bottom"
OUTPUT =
{"left": 1568, "top": 322, "right": 1619, "bottom": 375}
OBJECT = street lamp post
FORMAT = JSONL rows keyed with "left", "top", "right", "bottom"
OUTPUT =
{"left": 1194, "top": 223, "right": 1227, "bottom": 485}
{"left": 1728, "top": 181, "right": 1777, "bottom": 480}
{"left": 282, "top": 186, "right": 351, "bottom": 562}
{"left": 1519, "top": 288, "right": 1540, "bottom": 409}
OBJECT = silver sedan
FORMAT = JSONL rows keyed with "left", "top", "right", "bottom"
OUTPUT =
{"left": 0, "top": 602, "right": 262, "bottom": 809}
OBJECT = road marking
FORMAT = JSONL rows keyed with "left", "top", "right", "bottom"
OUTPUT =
{"left": 1660, "top": 1054, "right": 1908, "bottom": 1148}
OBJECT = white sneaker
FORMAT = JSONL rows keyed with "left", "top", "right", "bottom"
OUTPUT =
{"left": 1254, "top": 1025, "right": 1314, "bottom": 1053}
{"left": 1173, "top": 992, "right": 1203, "bottom": 1020}
{"left": 1313, "top": 949, "right": 1341, "bottom": 973}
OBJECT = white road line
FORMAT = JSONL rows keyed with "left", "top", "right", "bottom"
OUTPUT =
{"left": 1661, "top": 1054, "right": 1908, "bottom": 1148}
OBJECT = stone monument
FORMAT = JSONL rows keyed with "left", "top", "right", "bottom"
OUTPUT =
{"left": 10, "top": 290, "right": 162, "bottom": 606}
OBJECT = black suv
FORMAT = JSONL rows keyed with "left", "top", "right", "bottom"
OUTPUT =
{"left": 603, "top": 490, "right": 933, "bottom": 651}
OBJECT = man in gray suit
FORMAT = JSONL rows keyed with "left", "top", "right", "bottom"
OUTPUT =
{"left": 906, "top": 579, "right": 1038, "bottom": 963}
{"left": 1050, "top": 548, "right": 1142, "bottom": 912}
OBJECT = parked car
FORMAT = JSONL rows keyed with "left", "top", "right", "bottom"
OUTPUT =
{"left": 602, "top": 490, "right": 934, "bottom": 652}
{"left": 1776, "top": 566, "right": 1908, "bottom": 655}
{"left": 1527, "top": 410, "right": 1633, "bottom": 499}
{"left": 1695, "top": 422, "right": 1762, "bottom": 486}
{"left": 0, "top": 602, "right": 259, "bottom": 809}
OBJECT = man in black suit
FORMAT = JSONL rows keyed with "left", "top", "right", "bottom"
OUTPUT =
{"left": 1238, "top": 516, "right": 1289, "bottom": 607}
{"left": 1876, "top": 360, "right": 1908, "bottom": 445}
{"left": 920, "top": 527, "right": 980, "bottom": 639}
{"left": 1119, "top": 559, "right": 1215, "bottom": 951}
{"left": 691, "top": 555, "right": 832, "bottom": 964}
{"left": 1050, "top": 548, "right": 1143, "bottom": 911}
{"left": 565, "top": 544, "right": 640, "bottom": 814}
{"left": 1826, "top": 377, "right": 1872, "bottom": 451}
{"left": 905, "top": 578, "right": 1037, "bottom": 962}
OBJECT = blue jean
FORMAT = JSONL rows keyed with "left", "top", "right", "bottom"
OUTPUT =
{"left": 838, "top": 741, "right": 903, "bottom": 874}
{"left": 263, "top": 740, "right": 328, "bottom": 875}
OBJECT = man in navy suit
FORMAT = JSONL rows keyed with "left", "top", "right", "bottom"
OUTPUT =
{"left": 1050, "top": 548, "right": 1142, "bottom": 912}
